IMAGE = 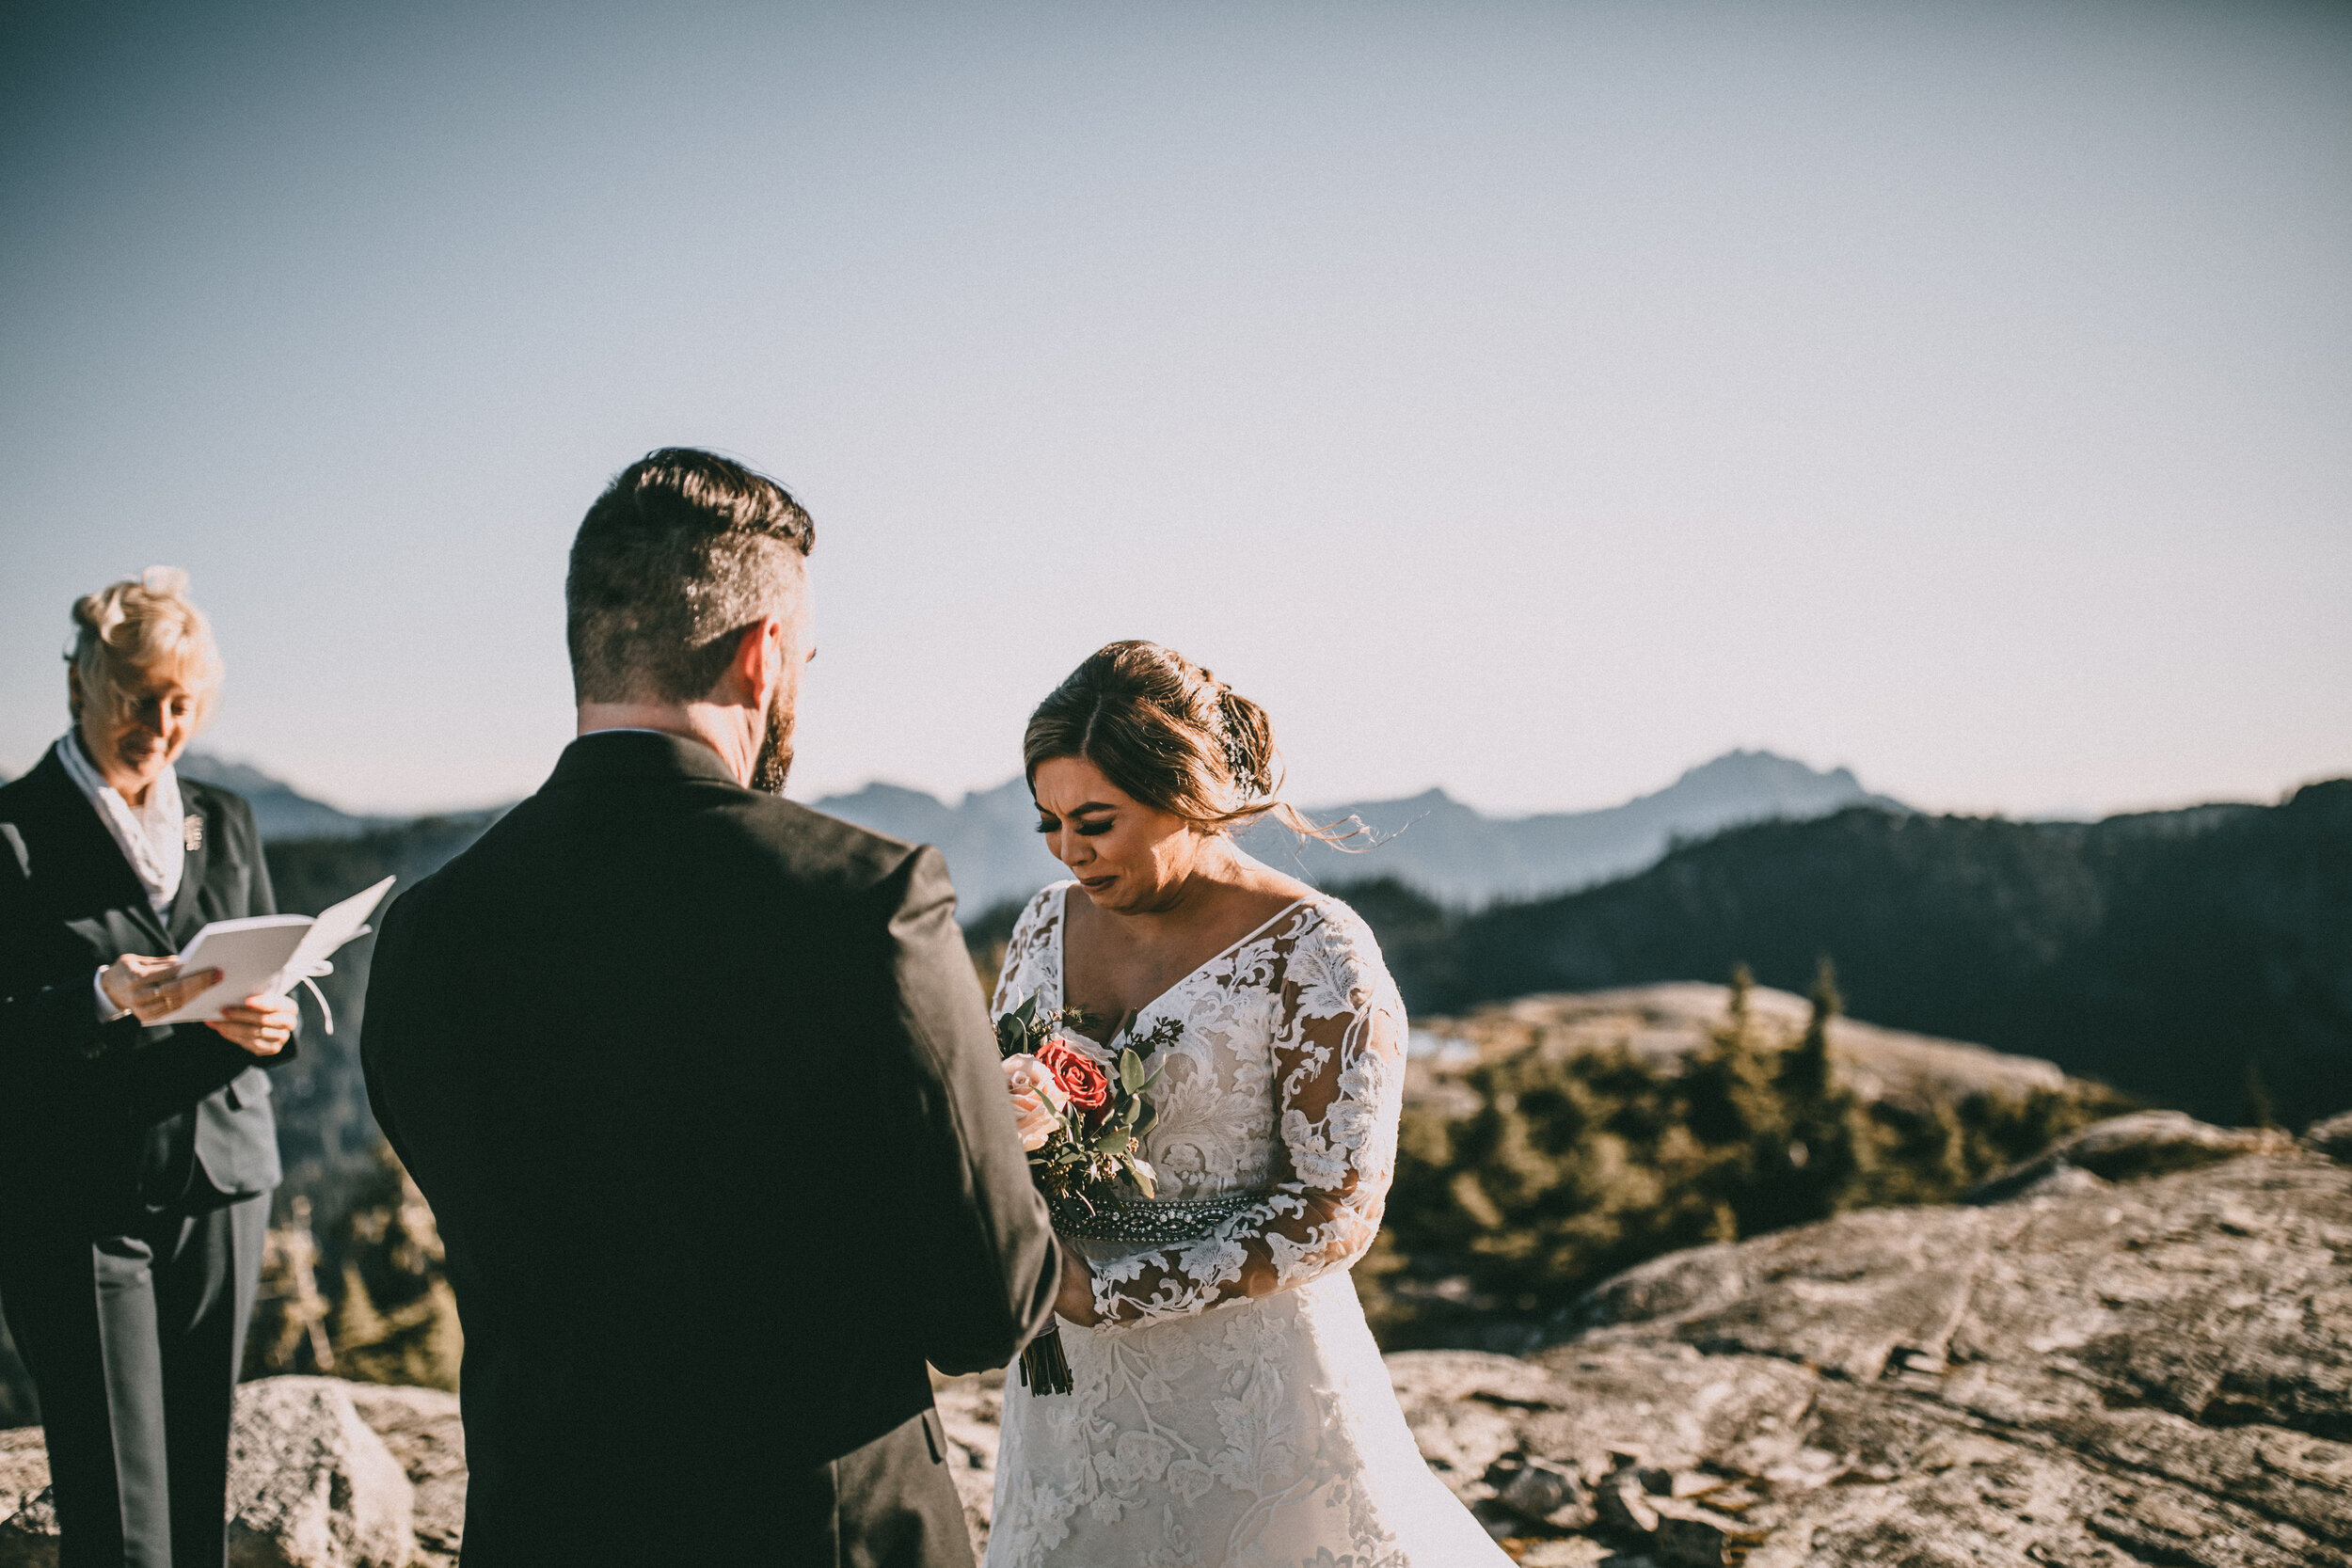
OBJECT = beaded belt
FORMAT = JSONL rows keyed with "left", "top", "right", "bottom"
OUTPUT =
{"left": 1049, "top": 1190, "right": 1267, "bottom": 1244}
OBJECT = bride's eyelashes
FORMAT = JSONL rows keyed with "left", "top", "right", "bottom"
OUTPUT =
{"left": 1035, "top": 816, "right": 1113, "bottom": 837}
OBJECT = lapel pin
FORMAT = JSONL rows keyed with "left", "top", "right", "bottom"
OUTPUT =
{"left": 183, "top": 814, "right": 204, "bottom": 853}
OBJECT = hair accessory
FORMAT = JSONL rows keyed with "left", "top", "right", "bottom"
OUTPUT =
{"left": 1216, "top": 697, "right": 1256, "bottom": 795}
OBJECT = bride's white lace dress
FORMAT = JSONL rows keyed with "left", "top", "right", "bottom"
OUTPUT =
{"left": 983, "top": 883, "right": 1512, "bottom": 1568}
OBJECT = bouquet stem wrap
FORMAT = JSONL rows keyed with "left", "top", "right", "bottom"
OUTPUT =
{"left": 1019, "top": 1322, "right": 1073, "bottom": 1396}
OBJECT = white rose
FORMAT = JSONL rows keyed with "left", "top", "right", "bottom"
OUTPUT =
{"left": 1002, "top": 1053, "right": 1070, "bottom": 1152}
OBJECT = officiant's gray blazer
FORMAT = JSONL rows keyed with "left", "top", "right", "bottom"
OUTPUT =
{"left": 0, "top": 748, "right": 290, "bottom": 1229}
{"left": 363, "top": 730, "right": 1060, "bottom": 1568}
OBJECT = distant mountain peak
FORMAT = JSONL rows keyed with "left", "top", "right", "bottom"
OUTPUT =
{"left": 811, "top": 750, "right": 1907, "bottom": 912}
{"left": 175, "top": 752, "right": 389, "bottom": 842}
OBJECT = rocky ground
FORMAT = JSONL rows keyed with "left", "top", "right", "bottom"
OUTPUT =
{"left": 6, "top": 1110, "right": 2346, "bottom": 1567}
{"left": 1391, "top": 1116, "right": 2350, "bottom": 1567}
{"left": 0, "top": 1375, "right": 462, "bottom": 1568}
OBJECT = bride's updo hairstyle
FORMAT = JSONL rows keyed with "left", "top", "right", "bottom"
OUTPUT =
{"left": 1025, "top": 641, "right": 1326, "bottom": 837}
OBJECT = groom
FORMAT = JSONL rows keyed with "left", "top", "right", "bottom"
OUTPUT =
{"left": 362, "top": 450, "right": 1060, "bottom": 1566}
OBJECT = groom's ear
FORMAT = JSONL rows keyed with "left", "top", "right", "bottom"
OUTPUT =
{"left": 716, "top": 616, "right": 786, "bottom": 707}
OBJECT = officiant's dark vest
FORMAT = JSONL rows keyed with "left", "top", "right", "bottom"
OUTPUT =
{"left": 0, "top": 750, "right": 288, "bottom": 1231}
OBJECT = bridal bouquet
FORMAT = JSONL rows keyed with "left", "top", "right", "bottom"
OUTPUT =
{"left": 994, "top": 992, "right": 1178, "bottom": 1394}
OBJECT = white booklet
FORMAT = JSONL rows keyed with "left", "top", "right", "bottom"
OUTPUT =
{"left": 154, "top": 875, "right": 397, "bottom": 1027}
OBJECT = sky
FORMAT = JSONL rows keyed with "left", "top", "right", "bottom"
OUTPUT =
{"left": 4, "top": 0, "right": 2346, "bottom": 820}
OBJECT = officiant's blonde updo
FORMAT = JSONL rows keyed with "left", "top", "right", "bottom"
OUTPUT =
{"left": 66, "top": 566, "right": 224, "bottom": 727}
{"left": 1025, "top": 641, "right": 1315, "bottom": 835}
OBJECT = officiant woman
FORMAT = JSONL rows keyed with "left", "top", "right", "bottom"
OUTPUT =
{"left": 0, "top": 567, "right": 297, "bottom": 1568}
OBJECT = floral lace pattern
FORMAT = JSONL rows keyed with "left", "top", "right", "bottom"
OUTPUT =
{"left": 982, "top": 884, "right": 1514, "bottom": 1568}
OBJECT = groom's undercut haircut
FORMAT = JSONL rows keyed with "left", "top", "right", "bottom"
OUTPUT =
{"left": 566, "top": 448, "right": 816, "bottom": 705}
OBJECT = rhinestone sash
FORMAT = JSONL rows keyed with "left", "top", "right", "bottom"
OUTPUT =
{"left": 1049, "top": 1189, "right": 1267, "bottom": 1244}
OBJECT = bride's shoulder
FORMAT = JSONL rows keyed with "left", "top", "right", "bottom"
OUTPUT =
{"left": 991, "top": 881, "right": 1073, "bottom": 1003}
{"left": 1292, "top": 888, "right": 1389, "bottom": 970}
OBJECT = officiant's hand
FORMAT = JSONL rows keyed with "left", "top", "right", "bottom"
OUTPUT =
{"left": 99, "top": 955, "right": 224, "bottom": 1024}
{"left": 1055, "top": 1248, "right": 1101, "bottom": 1327}
{"left": 208, "top": 994, "right": 296, "bottom": 1057}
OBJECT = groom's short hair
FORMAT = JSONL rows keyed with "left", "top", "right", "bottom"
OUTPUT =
{"left": 566, "top": 448, "right": 816, "bottom": 705}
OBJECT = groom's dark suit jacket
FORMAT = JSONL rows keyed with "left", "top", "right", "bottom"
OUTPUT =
{"left": 362, "top": 731, "right": 1059, "bottom": 1568}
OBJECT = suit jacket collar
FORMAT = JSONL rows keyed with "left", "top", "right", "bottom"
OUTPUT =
{"left": 9, "top": 750, "right": 172, "bottom": 948}
{"left": 547, "top": 729, "right": 744, "bottom": 791}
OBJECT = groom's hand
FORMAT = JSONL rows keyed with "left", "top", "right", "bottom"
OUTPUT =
{"left": 1055, "top": 1248, "right": 1101, "bottom": 1327}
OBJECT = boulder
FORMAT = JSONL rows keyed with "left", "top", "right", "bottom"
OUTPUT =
{"left": 0, "top": 1424, "right": 55, "bottom": 1568}
{"left": 2307, "top": 1108, "right": 2352, "bottom": 1163}
{"left": 342, "top": 1385, "right": 464, "bottom": 1567}
{"left": 931, "top": 1372, "right": 1006, "bottom": 1557}
{"left": 0, "top": 1429, "right": 42, "bottom": 1522}
{"left": 226, "top": 1377, "right": 415, "bottom": 1568}
{"left": 0, "top": 1379, "right": 421, "bottom": 1568}
{"left": 1964, "top": 1109, "right": 2293, "bottom": 1202}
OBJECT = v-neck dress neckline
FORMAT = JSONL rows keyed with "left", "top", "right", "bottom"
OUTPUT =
{"left": 1053, "top": 883, "right": 1312, "bottom": 1051}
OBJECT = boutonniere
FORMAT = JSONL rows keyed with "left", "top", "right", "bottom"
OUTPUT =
{"left": 183, "top": 814, "right": 203, "bottom": 853}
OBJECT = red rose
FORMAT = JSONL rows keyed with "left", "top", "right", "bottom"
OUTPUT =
{"left": 1037, "top": 1039, "right": 1113, "bottom": 1125}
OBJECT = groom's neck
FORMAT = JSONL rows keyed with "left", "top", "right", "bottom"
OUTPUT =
{"left": 577, "top": 702, "right": 755, "bottom": 786}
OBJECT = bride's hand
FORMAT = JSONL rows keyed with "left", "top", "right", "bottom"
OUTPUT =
{"left": 1055, "top": 1246, "right": 1101, "bottom": 1327}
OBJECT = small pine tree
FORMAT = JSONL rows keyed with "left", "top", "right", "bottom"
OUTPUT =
{"left": 1745, "top": 955, "right": 1866, "bottom": 1230}
{"left": 2239, "top": 1061, "right": 2279, "bottom": 1131}
{"left": 1784, "top": 955, "right": 1841, "bottom": 1102}
{"left": 331, "top": 1261, "right": 388, "bottom": 1359}
{"left": 1685, "top": 963, "right": 1781, "bottom": 1151}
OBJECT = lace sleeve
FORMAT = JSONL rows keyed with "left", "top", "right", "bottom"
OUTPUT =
{"left": 1089, "top": 909, "right": 1405, "bottom": 1328}
{"left": 989, "top": 883, "right": 1066, "bottom": 1018}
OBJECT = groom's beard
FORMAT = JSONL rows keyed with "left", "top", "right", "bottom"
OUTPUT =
{"left": 751, "top": 689, "right": 794, "bottom": 795}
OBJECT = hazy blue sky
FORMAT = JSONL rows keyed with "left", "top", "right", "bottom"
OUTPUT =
{"left": 5, "top": 0, "right": 2346, "bottom": 818}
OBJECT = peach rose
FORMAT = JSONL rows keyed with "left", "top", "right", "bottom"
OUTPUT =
{"left": 1002, "top": 1053, "right": 1071, "bottom": 1152}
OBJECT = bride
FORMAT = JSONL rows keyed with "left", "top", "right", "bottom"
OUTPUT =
{"left": 984, "top": 641, "right": 1513, "bottom": 1568}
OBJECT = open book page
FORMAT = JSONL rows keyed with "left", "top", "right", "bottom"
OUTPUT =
{"left": 151, "top": 875, "right": 396, "bottom": 1025}
{"left": 284, "top": 876, "right": 396, "bottom": 979}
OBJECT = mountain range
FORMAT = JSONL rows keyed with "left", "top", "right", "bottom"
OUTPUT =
{"left": 814, "top": 750, "right": 1905, "bottom": 911}
{"left": 4, "top": 745, "right": 1905, "bottom": 911}
{"left": 0, "top": 751, "right": 394, "bottom": 840}
{"left": 174, "top": 753, "right": 398, "bottom": 841}
{"left": 1350, "top": 780, "right": 2352, "bottom": 1129}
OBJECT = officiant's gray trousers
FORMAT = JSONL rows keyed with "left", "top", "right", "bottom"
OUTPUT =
{"left": 0, "top": 1194, "right": 265, "bottom": 1568}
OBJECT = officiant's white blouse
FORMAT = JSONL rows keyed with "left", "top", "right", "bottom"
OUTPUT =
{"left": 55, "top": 731, "right": 184, "bottom": 914}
